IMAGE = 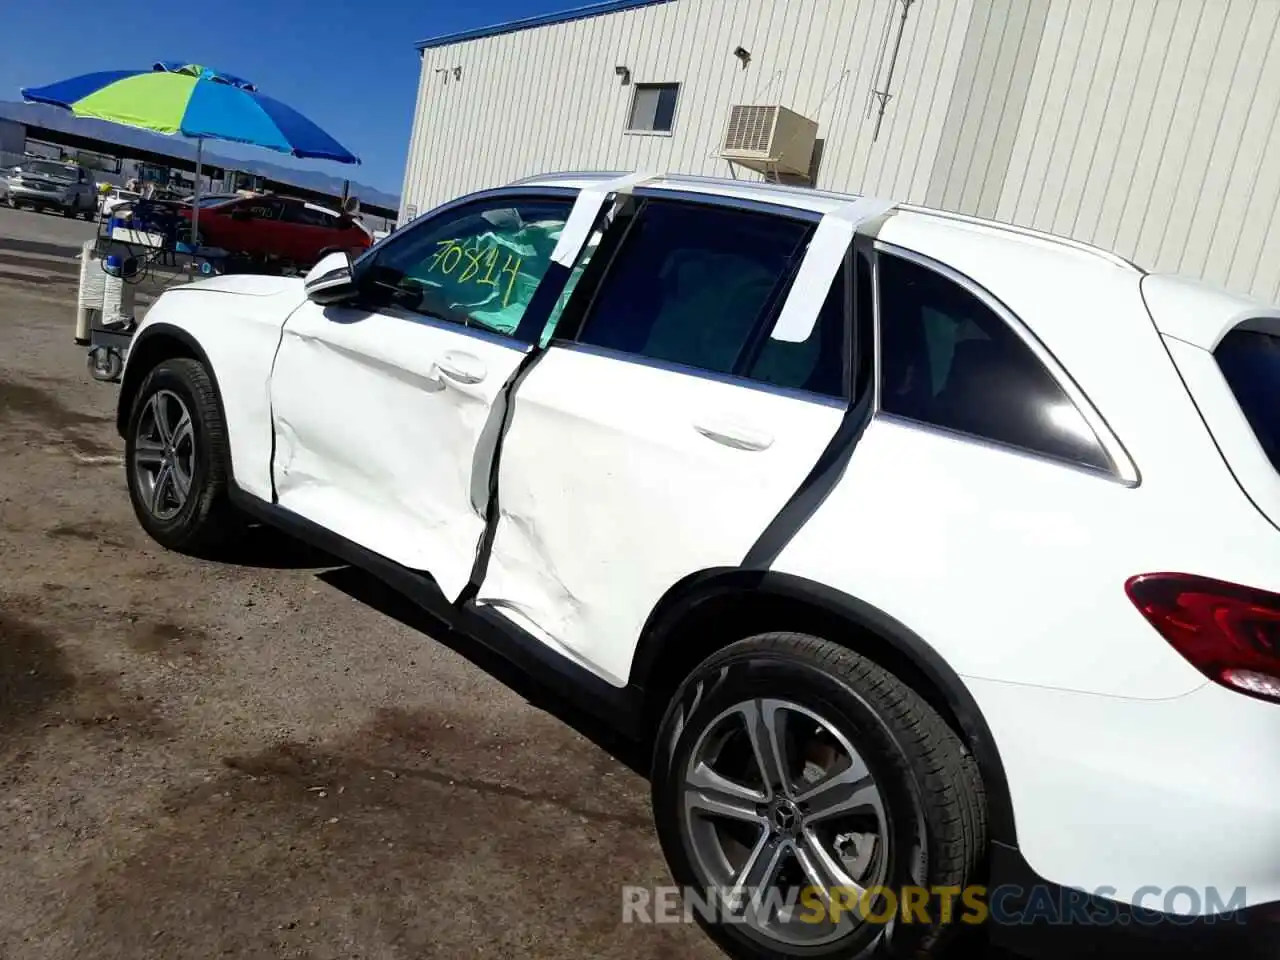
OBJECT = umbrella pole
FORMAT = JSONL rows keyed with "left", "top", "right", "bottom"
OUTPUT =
{"left": 191, "top": 137, "right": 203, "bottom": 258}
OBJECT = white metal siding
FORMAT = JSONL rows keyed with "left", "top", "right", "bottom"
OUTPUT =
{"left": 403, "top": 0, "right": 974, "bottom": 215}
{"left": 994, "top": 0, "right": 1280, "bottom": 301}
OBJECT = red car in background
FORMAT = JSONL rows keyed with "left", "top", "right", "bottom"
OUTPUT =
{"left": 181, "top": 194, "right": 373, "bottom": 269}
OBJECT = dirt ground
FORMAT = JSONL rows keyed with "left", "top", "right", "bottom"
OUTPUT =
{"left": 0, "top": 278, "right": 719, "bottom": 959}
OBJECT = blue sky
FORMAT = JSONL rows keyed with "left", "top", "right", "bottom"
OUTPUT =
{"left": 0, "top": 0, "right": 571, "bottom": 195}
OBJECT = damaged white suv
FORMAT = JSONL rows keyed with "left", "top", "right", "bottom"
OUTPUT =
{"left": 115, "top": 172, "right": 1279, "bottom": 960}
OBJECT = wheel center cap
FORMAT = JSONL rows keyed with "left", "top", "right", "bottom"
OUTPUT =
{"left": 769, "top": 799, "right": 801, "bottom": 836}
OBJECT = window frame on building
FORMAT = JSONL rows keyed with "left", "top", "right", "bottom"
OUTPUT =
{"left": 625, "top": 82, "right": 681, "bottom": 135}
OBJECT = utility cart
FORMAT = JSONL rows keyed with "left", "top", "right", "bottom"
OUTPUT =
{"left": 75, "top": 197, "right": 229, "bottom": 383}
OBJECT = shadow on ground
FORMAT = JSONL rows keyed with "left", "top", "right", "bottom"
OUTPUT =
{"left": 205, "top": 524, "right": 649, "bottom": 775}
{"left": 317, "top": 565, "right": 651, "bottom": 778}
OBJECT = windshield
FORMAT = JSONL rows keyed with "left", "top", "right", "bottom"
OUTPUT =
{"left": 196, "top": 195, "right": 235, "bottom": 207}
{"left": 1216, "top": 327, "right": 1280, "bottom": 472}
{"left": 22, "top": 161, "right": 74, "bottom": 179}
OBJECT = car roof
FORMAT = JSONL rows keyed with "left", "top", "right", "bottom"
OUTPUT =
{"left": 515, "top": 169, "right": 1280, "bottom": 346}
{"left": 513, "top": 169, "right": 1280, "bottom": 487}
{"left": 514, "top": 170, "right": 1143, "bottom": 274}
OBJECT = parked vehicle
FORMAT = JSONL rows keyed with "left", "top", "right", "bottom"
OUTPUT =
{"left": 98, "top": 186, "right": 142, "bottom": 220}
{"left": 178, "top": 193, "right": 372, "bottom": 269}
{"left": 188, "top": 193, "right": 242, "bottom": 207}
{"left": 110, "top": 172, "right": 1277, "bottom": 960}
{"left": 3, "top": 159, "right": 97, "bottom": 217}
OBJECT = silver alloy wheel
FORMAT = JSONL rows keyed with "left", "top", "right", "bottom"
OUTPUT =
{"left": 133, "top": 389, "right": 196, "bottom": 522}
{"left": 680, "top": 698, "right": 891, "bottom": 949}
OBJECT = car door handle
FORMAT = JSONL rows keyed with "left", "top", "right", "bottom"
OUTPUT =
{"left": 694, "top": 420, "right": 774, "bottom": 451}
{"left": 436, "top": 351, "right": 486, "bottom": 385}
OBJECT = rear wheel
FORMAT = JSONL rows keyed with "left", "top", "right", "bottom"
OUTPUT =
{"left": 125, "top": 357, "right": 240, "bottom": 556}
{"left": 652, "top": 633, "right": 987, "bottom": 959}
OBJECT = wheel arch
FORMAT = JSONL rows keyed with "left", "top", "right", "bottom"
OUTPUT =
{"left": 116, "top": 323, "right": 229, "bottom": 453}
{"left": 630, "top": 568, "right": 1018, "bottom": 847}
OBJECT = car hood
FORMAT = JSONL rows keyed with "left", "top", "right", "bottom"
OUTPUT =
{"left": 175, "top": 274, "right": 305, "bottom": 298}
{"left": 13, "top": 170, "right": 74, "bottom": 183}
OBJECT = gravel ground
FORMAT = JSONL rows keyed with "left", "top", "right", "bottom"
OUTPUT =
{"left": 0, "top": 279, "right": 720, "bottom": 959}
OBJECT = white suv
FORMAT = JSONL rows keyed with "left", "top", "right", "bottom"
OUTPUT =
{"left": 113, "top": 172, "right": 1278, "bottom": 959}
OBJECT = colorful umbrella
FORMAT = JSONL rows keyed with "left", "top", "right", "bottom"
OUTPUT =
{"left": 22, "top": 62, "right": 359, "bottom": 244}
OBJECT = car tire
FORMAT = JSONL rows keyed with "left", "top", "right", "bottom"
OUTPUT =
{"left": 651, "top": 632, "right": 987, "bottom": 960}
{"left": 125, "top": 357, "right": 240, "bottom": 556}
{"left": 62, "top": 201, "right": 76, "bottom": 218}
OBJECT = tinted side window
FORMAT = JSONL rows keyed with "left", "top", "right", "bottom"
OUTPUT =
{"left": 878, "top": 253, "right": 1111, "bottom": 472}
{"left": 576, "top": 200, "right": 808, "bottom": 377}
{"left": 1216, "top": 327, "right": 1280, "bottom": 472}
{"left": 283, "top": 203, "right": 336, "bottom": 227}
{"left": 747, "top": 262, "right": 847, "bottom": 399}
{"left": 361, "top": 197, "right": 572, "bottom": 337}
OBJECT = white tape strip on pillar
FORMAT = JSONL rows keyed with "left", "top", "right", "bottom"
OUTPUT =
{"left": 770, "top": 196, "right": 897, "bottom": 343}
{"left": 550, "top": 171, "right": 660, "bottom": 267}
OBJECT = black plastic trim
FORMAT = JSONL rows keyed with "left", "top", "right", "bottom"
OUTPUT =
{"left": 227, "top": 484, "right": 643, "bottom": 735}
{"left": 512, "top": 260, "right": 574, "bottom": 345}
{"left": 629, "top": 568, "right": 1018, "bottom": 847}
{"left": 986, "top": 842, "right": 1278, "bottom": 959}
{"left": 115, "top": 322, "right": 225, "bottom": 439}
{"left": 742, "top": 241, "right": 874, "bottom": 570}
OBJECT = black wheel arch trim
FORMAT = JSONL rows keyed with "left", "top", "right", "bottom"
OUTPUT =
{"left": 985, "top": 842, "right": 1276, "bottom": 959}
{"left": 115, "top": 322, "right": 228, "bottom": 442}
{"left": 630, "top": 567, "right": 1018, "bottom": 847}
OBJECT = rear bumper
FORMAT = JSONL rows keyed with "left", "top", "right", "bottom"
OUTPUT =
{"left": 988, "top": 844, "right": 1279, "bottom": 959}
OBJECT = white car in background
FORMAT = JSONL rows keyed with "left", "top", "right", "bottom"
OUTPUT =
{"left": 98, "top": 186, "right": 142, "bottom": 220}
{"left": 108, "top": 172, "right": 1278, "bottom": 960}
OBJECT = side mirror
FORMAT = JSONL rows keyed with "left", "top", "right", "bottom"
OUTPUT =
{"left": 304, "top": 251, "right": 359, "bottom": 305}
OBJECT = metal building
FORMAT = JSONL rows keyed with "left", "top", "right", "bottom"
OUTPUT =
{"left": 403, "top": 0, "right": 1280, "bottom": 302}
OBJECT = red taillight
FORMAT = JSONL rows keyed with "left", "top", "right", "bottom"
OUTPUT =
{"left": 1126, "top": 573, "right": 1280, "bottom": 704}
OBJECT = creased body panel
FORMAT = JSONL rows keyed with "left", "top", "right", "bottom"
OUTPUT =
{"left": 478, "top": 345, "right": 845, "bottom": 686}
{"left": 270, "top": 304, "right": 530, "bottom": 601}
{"left": 129, "top": 279, "right": 306, "bottom": 500}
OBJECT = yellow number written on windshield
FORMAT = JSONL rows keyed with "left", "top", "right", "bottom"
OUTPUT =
{"left": 428, "top": 238, "right": 525, "bottom": 308}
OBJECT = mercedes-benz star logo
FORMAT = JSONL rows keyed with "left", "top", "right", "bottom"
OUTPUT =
{"left": 770, "top": 801, "right": 799, "bottom": 834}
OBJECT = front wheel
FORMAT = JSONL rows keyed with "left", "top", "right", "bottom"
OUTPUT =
{"left": 651, "top": 633, "right": 987, "bottom": 960}
{"left": 125, "top": 357, "right": 240, "bottom": 556}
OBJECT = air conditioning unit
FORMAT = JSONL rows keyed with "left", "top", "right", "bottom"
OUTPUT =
{"left": 720, "top": 105, "right": 818, "bottom": 179}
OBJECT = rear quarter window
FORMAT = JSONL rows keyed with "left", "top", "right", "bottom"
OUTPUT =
{"left": 1216, "top": 327, "right": 1280, "bottom": 471}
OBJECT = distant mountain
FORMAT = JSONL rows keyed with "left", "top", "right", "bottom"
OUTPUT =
{"left": 0, "top": 100, "right": 400, "bottom": 211}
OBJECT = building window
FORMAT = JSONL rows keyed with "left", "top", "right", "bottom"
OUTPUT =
{"left": 627, "top": 83, "right": 680, "bottom": 133}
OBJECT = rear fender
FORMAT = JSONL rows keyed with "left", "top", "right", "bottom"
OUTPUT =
{"left": 630, "top": 568, "right": 1017, "bottom": 846}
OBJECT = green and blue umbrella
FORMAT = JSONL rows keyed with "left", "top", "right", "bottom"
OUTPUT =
{"left": 22, "top": 61, "right": 358, "bottom": 164}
